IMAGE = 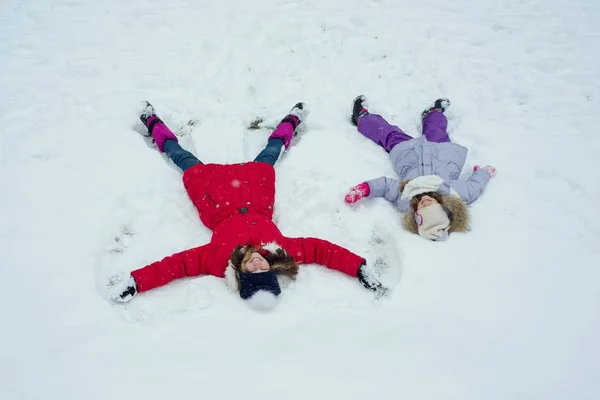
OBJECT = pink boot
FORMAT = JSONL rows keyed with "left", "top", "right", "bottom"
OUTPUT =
{"left": 139, "top": 101, "right": 178, "bottom": 153}
{"left": 268, "top": 102, "right": 308, "bottom": 149}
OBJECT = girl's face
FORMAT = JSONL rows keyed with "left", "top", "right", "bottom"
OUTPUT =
{"left": 243, "top": 252, "right": 271, "bottom": 273}
{"left": 417, "top": 195, "right": 439, "bottom": 210}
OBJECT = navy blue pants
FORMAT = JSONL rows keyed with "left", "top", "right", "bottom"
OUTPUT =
{"left": 163, "top": 138, "right": 285, "bottom": 172}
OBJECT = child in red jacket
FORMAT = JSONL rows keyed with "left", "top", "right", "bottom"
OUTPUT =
{"left": 109, "top": 102, "right": 385, "bottom": 309}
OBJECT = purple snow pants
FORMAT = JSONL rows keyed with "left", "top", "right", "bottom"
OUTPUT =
{"left": 357, "top": 110, "right": 450, "bottom": 152}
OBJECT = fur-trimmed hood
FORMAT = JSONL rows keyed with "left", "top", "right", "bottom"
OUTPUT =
{"left": 398, "top": 175, "right": 471, "bottom": 238}
{"left": 402, "top": 194, "right": 470, "bottom": 236}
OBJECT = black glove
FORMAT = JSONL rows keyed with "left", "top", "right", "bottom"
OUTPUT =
{"left": 357, "top": 263, "right": 387, "bottom": 294}
{"left": 108, "top": 274, "right": 138, "bottom": 303}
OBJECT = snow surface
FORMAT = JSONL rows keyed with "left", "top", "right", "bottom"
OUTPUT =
{"left": 1, "top": 0, "right": 600, "bottom": 399}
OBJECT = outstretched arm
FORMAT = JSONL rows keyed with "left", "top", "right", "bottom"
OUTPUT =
{"left": 345, "top": 176, "right": 410, "bottom": 212}
{"left": 447, "top": 168, "right": 491, "bottom": 204}
{"left": 283, "top": 237, "right": 365, "bottom": 277}
{"left": 131, "top": 243, "right": 213, "bottom": 292}
{"left": 366, "top": 176, "right": 400, "bottom": 202}
{"left": 282, "top": 237, "right": 387, "bottom": 294}
{"left": 110, "top": 243, "right": 213, "bottom": 302}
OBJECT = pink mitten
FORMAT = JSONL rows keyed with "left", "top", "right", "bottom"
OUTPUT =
{"left": 344, "top": 183, "right": 370, "bottom": 204}
{"left": 474, "top": 165, "right": 497, "bottom": 179}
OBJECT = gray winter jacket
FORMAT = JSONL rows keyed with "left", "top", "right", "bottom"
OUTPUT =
{"left": 366, "top": 136, "right": 490, "bottom": 212}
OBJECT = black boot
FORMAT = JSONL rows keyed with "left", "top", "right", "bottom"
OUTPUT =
{"left": 139, "top": 101, "right": 163, "bottom": 136}
{"left": 421, "top": 98, "right": 451, "bottom": 118}
{"left": 281, "top": 102, "right": 308, "bottom": 136}
{"left": 351, "top": 95, "right": 369, "bottom": 126}
{"left": 139, "top": 101, "right": 156, "bottom": 126}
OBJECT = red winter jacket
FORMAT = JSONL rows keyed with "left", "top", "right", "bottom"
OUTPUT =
{"left": 131, "top": 161, "right": 365, "bottom": 292}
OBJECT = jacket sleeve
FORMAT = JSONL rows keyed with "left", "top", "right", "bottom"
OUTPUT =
{"left": 365, "top": 176, "right": 411, "bottom": 212}
{"left": 130, "top": 243, "right": 213, "bottom": 293}
{"left": 283, "top": 237, "right": 366, "bottom": 277}
{"left": 446, "top": 169, "right": 490, "bottom": 204}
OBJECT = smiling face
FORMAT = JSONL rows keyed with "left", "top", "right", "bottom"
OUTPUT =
{"left": 242, "top": 252, "right": 271, "bottom": 273}
{"left": 417, "top": 194, "right": 439, "bottom": 210}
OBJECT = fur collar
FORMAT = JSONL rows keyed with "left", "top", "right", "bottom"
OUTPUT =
{"left": 402, "top": 195, "right": 470, "bottom": 235}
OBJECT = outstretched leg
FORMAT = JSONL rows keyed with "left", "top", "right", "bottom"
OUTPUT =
{"left": 140, "top": 101, "right": 202, "bottom": 172}
{"left": 253, "top": 138, "right": 285, "bottom": 166}
{"left": 351, "top": 96, "right": 413, "bottom": 153}
{"left": 163, "top": 140, "right": 203, "bottom": 171}
{"left": 254, "top": 102, "right": 307, "bottom": 166}
{"left": 421, "top": 98, "right": 451, "bottom": 143}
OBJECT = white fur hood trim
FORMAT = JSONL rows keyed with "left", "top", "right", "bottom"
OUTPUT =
{"left": 224, "top": 261, "right": 240, "bottom": 292}
{"left": 400, "top": 175, "right": 459, "bottom": 200}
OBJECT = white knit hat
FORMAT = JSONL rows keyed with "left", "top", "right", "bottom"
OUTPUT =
{"left": 414, "top": 204, "right": 451, "bottom": 241}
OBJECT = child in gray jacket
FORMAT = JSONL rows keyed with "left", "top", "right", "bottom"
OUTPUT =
{"left": 344, "top": 96, "right": 496, "bottom": 241}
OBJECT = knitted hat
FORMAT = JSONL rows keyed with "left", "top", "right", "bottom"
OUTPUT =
{"left": 414, "top": 203, "right": 451, "bottom": 241}
{"left": 224, "top": 242, "right": 298, "bottom": 311}
{"left": 238, "top": 269, "right": 282, "bottom": 300}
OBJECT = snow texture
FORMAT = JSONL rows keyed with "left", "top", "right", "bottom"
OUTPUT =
{"left": 1, "top": 0, "right": 600, "bottom": 399}
{"left": 245, "top": 291, "right": 279, "bottom": 312}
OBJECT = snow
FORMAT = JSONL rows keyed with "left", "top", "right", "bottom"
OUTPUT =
{"left": 1, "top": 0, "right": 599, "bottom": 399}
{"left": 245, "top": 291, "right": 279, "bottom": 312}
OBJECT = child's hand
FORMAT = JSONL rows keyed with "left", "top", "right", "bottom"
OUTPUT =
{"left": 474, "top": 165, "right": 497, "bottom": 179}
{"left": 108, "top": 273, "right": 138, "bottom": 303}
{"left": 344, "top": 182, "right": 370, "bottom": 204}
{"left": 357, "top": 264, "right": 388, "bottom": 298}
